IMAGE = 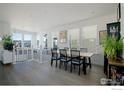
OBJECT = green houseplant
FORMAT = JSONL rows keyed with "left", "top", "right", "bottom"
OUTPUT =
{"left": 2, "top": 35, "right": 13, "bottom": 51}
{"left": 102, "top": 36, "right": 124, "bottom": 60}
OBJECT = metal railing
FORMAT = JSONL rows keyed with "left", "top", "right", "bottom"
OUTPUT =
{"left": 13, "top": 47, "right": 42, "bottom": 64}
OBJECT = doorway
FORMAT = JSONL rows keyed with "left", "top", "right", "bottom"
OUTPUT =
{"left": 53, "top": 37, "right": 58, "bottom": 49}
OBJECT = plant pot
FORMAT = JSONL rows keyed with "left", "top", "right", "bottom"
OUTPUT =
{"left": 0, "top": 49, "right": 2, "bottom": 61}
{"left": 2, "top": 50, "right": 13, "bottom": 64}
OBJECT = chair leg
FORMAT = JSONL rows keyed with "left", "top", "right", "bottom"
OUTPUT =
{"left": 74, "top": 65, "right": 75, "bottom": 69}
{"left": 89, "top": 57, "right": 91, "bottom": 69}
{"left": 51, "top": 59, "right": 53, "bottom": 66}
{"left": 65, "top": 63, "right": 67, "bottom": 71}
{"left": 70, "top": 62, "right": 72, "bottom": 72}
{"left": 64, "top": 62, "right": 66, "bottom": 67}
{"left": 56, "top": 60, "right": 57, "bottom": 67}
{"left": 82, "top": 64, "right": 84, "bottom": 71}
{"left": 59, "top": 61, "right": 61, "bottom": 68}
{"left": 83, "top": 60, "right": 86, "bottom": 75}
{"left": 78, "top": 65, "right": 80, "bottom": 75}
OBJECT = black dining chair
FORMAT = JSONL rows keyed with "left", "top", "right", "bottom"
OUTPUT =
{"left": 80, "top": 48, "right": 87, "bottom": 52}
{"left": 71, "top": 48, "right": 77, "bottom": 50}
{"left": 51, "top": 48, "right": 60, "bottom": 67}
{"left": 70, "top": 50, "right": 83, "bottom": 75}
{"left": 59, "top": 49, "right": 71, "bottom": 70}
{"left": 64, "top": 47, "right": 69, "bottom": 52}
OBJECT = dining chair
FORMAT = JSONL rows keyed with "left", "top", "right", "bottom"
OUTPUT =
{"left": 71, "top": 48, "right": 77, "bottom": 50}
{"left": 59, "top": 49, "right": 71, "bottom": 70}
{"left": 70, "top": 50, "right": 83, "bottom": 75}
{"left": 51, "top": 48, "right": 60, "bottom": 67}
{"left": 64, "top": 47, "right": 69, "bottom": 51}
{"left": 80, "top": 48, "right": 87, "bottom": 52}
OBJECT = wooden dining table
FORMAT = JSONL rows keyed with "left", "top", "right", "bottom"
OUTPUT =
{"left": 80, "top": 52, "right": 94, "bottom": 74}
{"left": 57, "top": 50, "right": 94, "bottom": 74}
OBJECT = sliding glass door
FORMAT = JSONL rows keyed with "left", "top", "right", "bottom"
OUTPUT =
{"left": 24, "top": 34, "right": 32, "bottom": 48}
{"left": 12, "top": 32, "right": 23, "bottom": 47}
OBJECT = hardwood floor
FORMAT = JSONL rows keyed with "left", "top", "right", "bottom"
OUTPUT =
{"left": 0, "top": 61, "right": 105, "bottom": 85}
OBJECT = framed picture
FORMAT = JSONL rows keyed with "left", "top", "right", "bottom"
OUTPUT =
{"left": 59, "top": 30, "right": 67, "bottom": 43}
{"left": 99, "top": 30, "right": 107, "bottom": 45}
{"left": 107, "top": 22, "right": 120, "bottom": 39}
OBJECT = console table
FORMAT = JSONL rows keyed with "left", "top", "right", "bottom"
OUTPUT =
{"left": 108, "top": 59, "right": 124, "bottom": 79}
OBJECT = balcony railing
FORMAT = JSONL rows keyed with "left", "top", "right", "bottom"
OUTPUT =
{"left": 13, "top": 47, "right": 42, "bottom": 63}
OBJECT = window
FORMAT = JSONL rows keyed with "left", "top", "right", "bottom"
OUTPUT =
{"left": 37, "top": 35, "right": 40, "bottom": 48}
{"left": 12, "top": 32, "right": 22, "bottom": 47}
{"left": 68, "top": 28, "right": 79, "bottom": 48}
{"left": 81, "top": 25, "right": 97, "bottom": 53}
{"left": 24, "top": 34, "right": 32, "bottom": 48}
{"left": 82, "top": 25, "right": 97, "bottom": 39}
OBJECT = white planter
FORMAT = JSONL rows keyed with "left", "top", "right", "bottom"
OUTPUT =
{"left": 0, "top": 49, "right": 2, "bottom": 61}
{"left": 2, "top": 50, "right": 13, "bottom": 64}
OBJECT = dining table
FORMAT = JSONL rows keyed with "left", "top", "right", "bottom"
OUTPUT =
{"left": 57, "top": 50, "right": 94, "bottom": 74}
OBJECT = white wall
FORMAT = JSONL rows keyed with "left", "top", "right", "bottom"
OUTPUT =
{"left": 121, "top": 4, "right": 124, "bottom": 36}
{"left": 45, "top": 13, "right": 117, "bottom": 66}
{"left": 121, "top": 3, "right": 124, "bottom": 58}
{"left": 0, "top": 21, "right": 11, "bottom": 61}
{"left": 0, "top": 21, "right": 11, "bottom": 36}
{"left": 0, "top": 21, "right": 11, "bottom": 50}
{"left": 47, "top": 13, "right": 116, "bottom": 48}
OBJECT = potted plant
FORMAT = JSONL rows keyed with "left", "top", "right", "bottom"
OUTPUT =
{"left": 2, "top": 35, "right": 14, "bottom": 64}
{"left": 102, "top": 36, "right": 124, "bottom": 61}
{"left": 2, "top": 35, "right": 13, "bottom": 51}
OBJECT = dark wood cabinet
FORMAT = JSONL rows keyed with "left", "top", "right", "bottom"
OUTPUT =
{"left": 108, "top": 59, "right": 124, "bottom": 79}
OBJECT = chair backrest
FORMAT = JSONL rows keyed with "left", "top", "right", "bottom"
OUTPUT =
{"left": 71, "top": 50, "right": 80, "bottom": 61}
{"left": 64, "top": 47, "right": 69, "bottom": 51}
{"left": 59, "top": 49, "right": 67, "bottom": 59}
{"left": 80, "top": 48, "right": 87, "bottom": 52}
{"left": 71, "top": 48, "right": 77, "bottom": 50}
{"left": 51, "top": 48, "right": 58, "bottom": 58}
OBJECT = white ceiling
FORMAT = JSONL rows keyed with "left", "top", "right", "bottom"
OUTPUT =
{"left": 0, "top": 3, "right": 117, "bottom": 32}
